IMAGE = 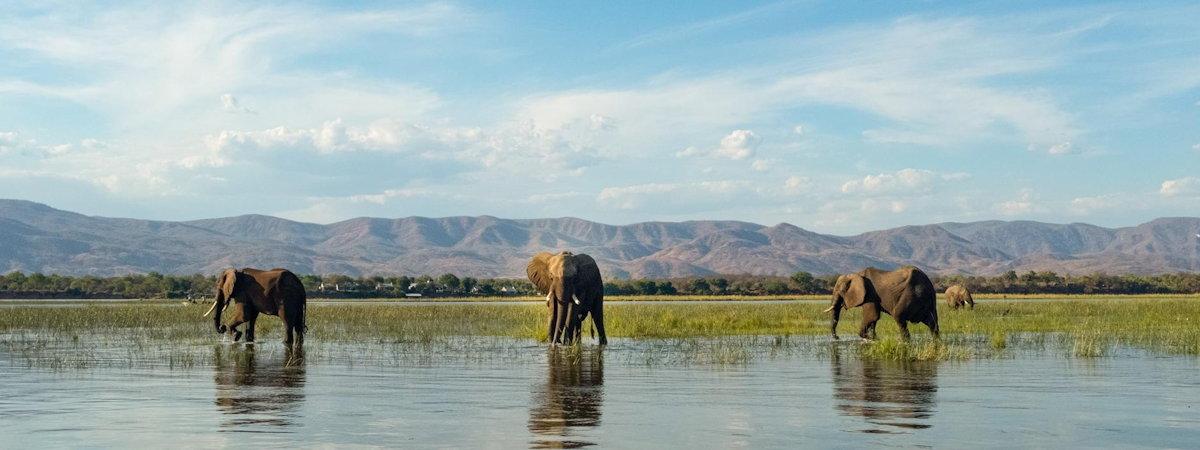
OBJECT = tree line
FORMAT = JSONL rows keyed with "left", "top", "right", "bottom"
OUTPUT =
{"left": 0, "top": 270, "right": 1197, "bottom": 299}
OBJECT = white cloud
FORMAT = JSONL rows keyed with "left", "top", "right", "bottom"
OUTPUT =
{"left": 840, "top": 168, "right": 937, "bottom": 194}
{"left": 0, "top": 131, "right": 106, "bottom": 158}
{"left": 1159, "top": 177, "right": 1200, "bottom": 197}
{"left": 1192, "top": 143, "right": 1199, "bottom": 152}
{"left": 0, "top": 131, "right": 24, "bottom": 154}
{"left": 675, "top": 146, "right": 702, "bottom": 158}
{"left": 994, "top": 189, "right": 1039, "bottom": 216}
{"left": 792, "top": 124, "right": 805, "bottom": 135}
{"left": 670, "top": 129, "right": 761, "bottom": 160}
{"left": 783, "top": 176, "right": 811, "bottom": 194}
{"left": 750, "top": 159, "right": 772, "bottom": 172}
{"left": 588, "top": 114, "right": 616, "bottom": 131}
{"left": 715, "top": 129, "right": 760, "bottom": 160}
{"left": 0, "top": 3, "right": 461, "bottom": 133}
{"left": 1046, "top": 141, "right": 1074, "bottom": 155}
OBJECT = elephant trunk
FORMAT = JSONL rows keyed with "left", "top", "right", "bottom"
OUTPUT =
{"left": 829, "top": 296, "right": 843, "bottom": 339}
{"left": 562, "top": 299, "right": 578, "bottom": 344}
{"left": 208, "top": 291, "right": 227, "bottom": 334}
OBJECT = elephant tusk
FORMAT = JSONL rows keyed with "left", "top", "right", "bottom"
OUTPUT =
{"left": 823, "top": 305, "right": 835, "bottom": 313}
{"left": 203, "top": 301, "right": 218, "bottom": 318}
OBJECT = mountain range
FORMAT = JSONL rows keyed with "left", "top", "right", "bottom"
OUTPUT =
{"left": 1, "top": 199, "right": 1198, "bottom": 278}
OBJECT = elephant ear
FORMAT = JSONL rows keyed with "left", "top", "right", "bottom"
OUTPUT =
{"left": 526, "top": 252, "right": 556, "bottom": 295}
{"left": 842, "top": 274, "right": 877, "bottom": 309}
{"left": 220, "top": 269, "right": 240, "bottom": 299}
{"left": 570, "top": 253, "right": 603, "bottom": 297}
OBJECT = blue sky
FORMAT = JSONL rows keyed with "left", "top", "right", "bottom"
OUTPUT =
{"left": 0, "top": 1, "right": 1197, "bottom": 234}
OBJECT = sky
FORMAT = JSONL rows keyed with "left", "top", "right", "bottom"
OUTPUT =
{"left": 0, "top": 1, "right": 1197, "bottom": 234}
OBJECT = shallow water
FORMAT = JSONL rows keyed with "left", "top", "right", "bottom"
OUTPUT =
{"left": 2, "top": 339, "right": 1198, "bottom": 448}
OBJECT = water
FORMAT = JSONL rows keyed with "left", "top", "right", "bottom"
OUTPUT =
{"left": 1, "top": 341, "right": 1197, "bottom": 448}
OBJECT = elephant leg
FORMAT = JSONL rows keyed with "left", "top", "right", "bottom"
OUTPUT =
{"left": 245, "top": 311, "right": 259, "bottom": 343}
{"left": 547, "top": 301, "right": 559, "bottom": 344}
{"left": 561, "top": 301, "right": 578, "bottom": 345}
{"left": 858, "top": 302, "right": 880, "bottom": 340}
{"left": 228, "top": 322, "right": 244, "bottom": 342}
{"left": 280, "top": 305, "right": 294, "bottom": 345}
{"left": 553, "top": 301, "right": 571, "bottom": 345}
{"left": 926, "top": 310, "right": 940, "bottom": 340}
{"left": 593, "top": 306, "right": 607, "bottom": 346}
{"left": 896, "top": 320, "right": 911, "bottom": 341}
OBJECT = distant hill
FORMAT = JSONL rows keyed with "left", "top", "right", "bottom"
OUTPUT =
{"left": 1, "top": 199, "right": 1197, "bottom": 277}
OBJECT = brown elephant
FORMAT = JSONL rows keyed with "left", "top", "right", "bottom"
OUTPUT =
{"left": 526, "top": 251, "right": 607, "bottom": 345}
{"left": 204, "top": 268, "right": 307, "bottom": 347}
{"left": 945, "top": 284, "right": 975, "bottom": 309}
{"left": 825, "top": 266, "right": 939, "bottom": 341}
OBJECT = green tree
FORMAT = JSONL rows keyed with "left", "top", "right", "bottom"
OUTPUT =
{"left": 437, "top": 273, "right": 461, "bottom": 291}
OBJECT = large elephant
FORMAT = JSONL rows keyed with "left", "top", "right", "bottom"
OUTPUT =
{"left": 526, "top": 251, "right": 607, "bottom": 345}
{"left": 204, "top": 268, "right": 307, "bottom": 347}
{"left": 825, "top": 266, "right": 939, "bottom": 341}
{"left": 944, "top": 284, "right": 975, "bottom": 309}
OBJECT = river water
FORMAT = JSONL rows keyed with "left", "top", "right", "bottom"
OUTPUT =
{"left": 1, "top": 339, "right": 1197, "bottom": 448}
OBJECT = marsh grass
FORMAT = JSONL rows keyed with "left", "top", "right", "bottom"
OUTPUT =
{"left": 989, "top": 331, "right": 1008, "bottom": 350}
{"left": 1, "top": 297, "right": 1198, "bottom": 369}
{"left": 858, "top": 338, "right": 974, "bottom": 362}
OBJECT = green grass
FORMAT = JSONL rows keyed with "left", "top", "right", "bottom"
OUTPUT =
{"left": 1, "top": 297, "right": 1198, "bottom": 369}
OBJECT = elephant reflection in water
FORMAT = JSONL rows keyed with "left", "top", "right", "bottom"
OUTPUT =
{"left": 212, "top": 345, "right": 307, "bottom": 430}
{"left": 528, "top": 348, "right": 605, "bottom": 449}
{"left": 830, "top": 345, "right": 938, "bottom": 433}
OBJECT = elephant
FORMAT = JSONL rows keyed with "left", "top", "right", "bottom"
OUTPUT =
{"left": 945, "top": 284, "right": 975, "bottom": 309}
{"left": 204, "top": 267, "right": 307, "bottom": 347}
{"left": 825, "top": 266, "right": 939, "bottom": 341}
{"left": 526, "top": 251, "right": 607, "bottom": 345}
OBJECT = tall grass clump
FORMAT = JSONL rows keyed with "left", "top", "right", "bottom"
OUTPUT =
{"left": 989, "top": 332, "right": 1007, "bottom": 350}
{"left": 1070, "top": 333, "right": 1108, "bottom": 358}
{"left": 857, "top": 338, "right": 973, "bottom": 362}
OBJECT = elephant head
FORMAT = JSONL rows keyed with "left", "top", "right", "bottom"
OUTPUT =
{"left": 825, "top": 274, "right": 881, "bottom": 340}
{"left": 204, "top": 269, "right": 243, "bottom": 334}
{"left": 528, "top": 252, "right": 584, "bottom": 307}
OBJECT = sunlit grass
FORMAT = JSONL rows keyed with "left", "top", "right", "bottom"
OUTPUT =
{"left": 859, "top": 338, "right": 974, "bottom": 362}
{"left": 1, "top": 297, "right": 1198, "bottom": 369}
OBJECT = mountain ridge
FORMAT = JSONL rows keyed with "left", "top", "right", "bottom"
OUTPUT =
{"left": 1, "top": 199, "right": 1197, "bottom": 277}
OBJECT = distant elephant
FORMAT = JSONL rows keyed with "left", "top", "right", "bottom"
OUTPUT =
{"left": 204, "top": 268, "right": 307, "bottom": 347}
{"left": 527, "top": 251, "right": 607, "bottom": 345}
{"left": 825, "top": 266, "right": 939, "bottom": 341}
{"left": 945, "top": 284, "right": 975, "bottom": 309}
